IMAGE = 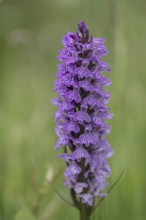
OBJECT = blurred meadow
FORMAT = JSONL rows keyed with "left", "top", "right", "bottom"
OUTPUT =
{"left": 0, "top": 0, "right": 146, "bottom": 219}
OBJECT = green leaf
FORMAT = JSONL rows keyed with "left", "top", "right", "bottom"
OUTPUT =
{"left": 14, "top": 207, "right": 37, "bottom": 220}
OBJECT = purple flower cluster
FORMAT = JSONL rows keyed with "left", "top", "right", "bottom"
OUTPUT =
{"left": 53, "top": 21, "right": 114, "bottom": 207}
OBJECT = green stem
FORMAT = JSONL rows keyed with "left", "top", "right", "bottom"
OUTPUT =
{"left": 80, "top": 203, "right": 90, "bottom": 220}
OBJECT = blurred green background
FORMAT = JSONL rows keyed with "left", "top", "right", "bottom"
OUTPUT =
{"left": 0, "top": 0, "right": 146, "bottom": 219}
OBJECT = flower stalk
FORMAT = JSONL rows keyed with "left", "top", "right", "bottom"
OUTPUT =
{"left": 80, "top": 203, "right": 90, "bottom": 220}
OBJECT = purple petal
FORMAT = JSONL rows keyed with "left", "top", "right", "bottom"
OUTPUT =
{"left": 64, "top": 163, "right": 81, "bottom": 176}
{"left": 72, "top": 147, "right": 89, "bottom": 161}
{"left": 74, "top": 182, "right": 88, "bottom": 194}
{"left": 79, "top": 194, "right": 93, "bottom": 206}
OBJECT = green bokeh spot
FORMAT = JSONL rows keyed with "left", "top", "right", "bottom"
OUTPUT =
{"left": 14, "top": 207, "right": 37, "bottom": 220}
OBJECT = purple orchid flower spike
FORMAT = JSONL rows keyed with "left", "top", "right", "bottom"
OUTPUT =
{"left": 53, "top": 21, "right": 114, "bottom": 220}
